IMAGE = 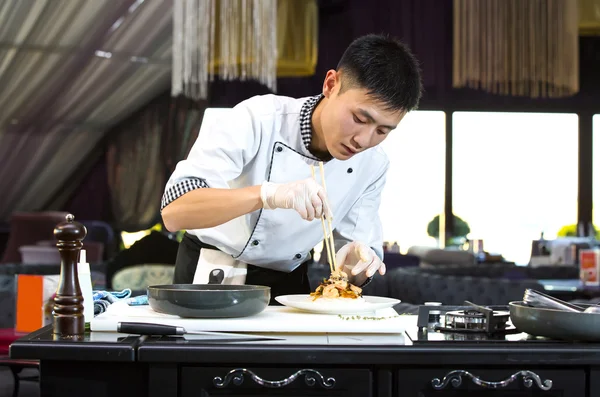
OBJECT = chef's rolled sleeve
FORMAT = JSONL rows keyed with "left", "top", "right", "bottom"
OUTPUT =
{"left": 161, "top": 101, "right": 261, "bottom": 211}
{"left": 160, "top": 177, "right": 209, "bottom": 211}
{"left": 333, "top": 160, "right": 389, "bottom": 261}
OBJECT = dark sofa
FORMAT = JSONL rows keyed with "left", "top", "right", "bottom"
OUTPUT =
{"left": 412, "top": 263, "right": 578, "bottom": 280}
{"left": 307, "top": 262, "right": 573, "bottom": 314}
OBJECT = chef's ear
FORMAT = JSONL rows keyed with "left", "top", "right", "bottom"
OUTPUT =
{"left": 322, "top": 69, "right": 339, "bottom": 98}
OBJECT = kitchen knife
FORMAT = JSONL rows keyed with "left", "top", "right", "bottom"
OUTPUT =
{"left": 117, "top": 322, "right": 283, "bottom": 341}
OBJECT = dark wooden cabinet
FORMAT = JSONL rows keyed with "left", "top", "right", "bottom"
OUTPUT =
{"left": 172, "top": 365, "right": 589, "bottom": 397}
{"left": 11, "top": 326, "right": 600, "bottom": 397}
{"left": 396, "top": 368, "right": 585, "bottom": 396}
{"left": 180, "top": 366, "right": 372, "bottom": 397}
{"left": 590, "top": 368, "right": 600, "bottom": 397}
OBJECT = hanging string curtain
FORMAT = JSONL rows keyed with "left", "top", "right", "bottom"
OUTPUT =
{"left": 172, "top": 0, "right": 318, "bottom": 101}
{"left": 453, "top": 0, "right": 579, "bottom": 98}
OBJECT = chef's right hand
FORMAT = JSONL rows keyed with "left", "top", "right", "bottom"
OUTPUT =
{"left": 260, "top": 179, "right": 332, "bottom": 221}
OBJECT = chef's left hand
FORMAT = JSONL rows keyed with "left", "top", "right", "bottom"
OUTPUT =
{"left": 335, "top": 241, "right": 386, "bottom": 286}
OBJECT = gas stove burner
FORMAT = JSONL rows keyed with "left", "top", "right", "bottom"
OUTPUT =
{"left": 439, "top": 308, "right": 511, "bottom": 333}
{"left": 416, "top": 301, "right": 517, "bottom": 335}
{"left": 435, "top": 330, "right": 511, "bottom": 341}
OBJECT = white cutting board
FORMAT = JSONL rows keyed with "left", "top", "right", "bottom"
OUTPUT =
{"left": 90, "top": 301, "right": 411, "bottom": 334}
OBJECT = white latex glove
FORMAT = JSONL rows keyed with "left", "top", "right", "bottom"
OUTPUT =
{"left": 260, "top": 178, "right": 333, "bottom": 221}
{"left": 335, "top": 241, "right": 386, "bottom": 285}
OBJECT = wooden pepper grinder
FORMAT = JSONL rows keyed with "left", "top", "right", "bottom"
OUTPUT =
{"left": 52, "top": 214, "right": 87, "bottom": 339}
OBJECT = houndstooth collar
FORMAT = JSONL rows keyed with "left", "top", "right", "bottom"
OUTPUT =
{"left": 298, "top": 94, "right": 324, "bottom": 151}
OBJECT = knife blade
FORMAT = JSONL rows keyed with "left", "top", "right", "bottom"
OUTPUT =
{"left": 117, "top": 322, "right": 283, "bottom": 341}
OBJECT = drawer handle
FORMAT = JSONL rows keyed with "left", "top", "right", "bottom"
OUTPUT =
{"left": 431, "top": 370, "right": 553, "bottom": 391}
{"left": 213, "top": 368, "right": 336, "bottom": 389}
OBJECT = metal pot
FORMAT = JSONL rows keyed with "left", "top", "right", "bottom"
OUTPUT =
{"left": 148, "top": 284, "right": 270, "bottom": 318}
{"left": 509, "top": 301, "right": 600, "bottom": 342}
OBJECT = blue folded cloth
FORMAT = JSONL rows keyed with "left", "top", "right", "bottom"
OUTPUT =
{"left": 126, "top": 295, "right": 149, "bottom": 306}
{"left": 93, "top": 289, "right": 149, "bottom": 315}
{"left": 93, "top": 289, "right": 132, "bottom": 315}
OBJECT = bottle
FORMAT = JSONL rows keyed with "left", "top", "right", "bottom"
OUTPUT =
{"left": 539, "top": 232, "right": 550, "bottom": 256}
{"left": 77, "top": 249, "right": 94, "bottom": 325}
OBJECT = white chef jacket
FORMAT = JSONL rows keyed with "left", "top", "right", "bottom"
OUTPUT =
{"left": 161, "top": 94, "right": 389, "bottom": 282}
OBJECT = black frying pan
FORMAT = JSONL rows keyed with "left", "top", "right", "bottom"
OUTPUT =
{"left": 148, "top": 284, "right": 271, "bottom": 318}
{"left": 509, "top": 301, "right": 600, "bottom": 342}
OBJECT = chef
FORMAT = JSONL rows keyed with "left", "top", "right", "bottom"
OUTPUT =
{"left": 160, "top": 34, "right": 423, "bottom": 300}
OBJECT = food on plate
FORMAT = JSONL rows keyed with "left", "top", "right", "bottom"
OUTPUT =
{"left": 308, "top": 163, "right": 365, "bottom": 304}
{"left": 309, "top": 270, "right": 363, "bottom": 301}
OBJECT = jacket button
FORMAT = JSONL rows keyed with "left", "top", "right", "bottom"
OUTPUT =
{"left": 295, "top": 253, "right": 302, "bottom": 259}
{"left": 276, "top": 146, "right": 283, "bottom": 152}
{"left": 252, "top": 240, "right": 259, "bottom": 246}
{"left": 347, "top": 168, "right": 353, "bottom": 173}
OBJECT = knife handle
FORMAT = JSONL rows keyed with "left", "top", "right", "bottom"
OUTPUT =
{"left": 118, "top": 322, "right": 184, "bottom": 336}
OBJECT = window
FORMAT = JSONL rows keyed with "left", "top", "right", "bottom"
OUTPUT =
{"left": 594, "top": 114, "right": 600, "bottom": 232}
{"left": 379, "top": 111, "right": 446, "bottom": 253}
{"left": 453, "top": 112, "right": 579, "bottom": 265}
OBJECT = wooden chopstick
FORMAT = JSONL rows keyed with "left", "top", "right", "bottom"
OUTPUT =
{"left": 318, "top": 162, "right": 338, "bottom": 271}
{"left": 310, "top": 164, "right": 336, "bottom": 274}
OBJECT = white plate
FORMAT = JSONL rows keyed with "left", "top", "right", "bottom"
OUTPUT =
{"left": 275, "top": 294, "right": 401, "bottom": 315}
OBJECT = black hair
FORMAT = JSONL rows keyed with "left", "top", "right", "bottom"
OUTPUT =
{"left": 337, "top": 34, "right": 423, "bottom": 112}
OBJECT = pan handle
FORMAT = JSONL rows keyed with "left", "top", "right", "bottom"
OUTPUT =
{"left": 431, "top": 370, "right": 553, "bottom": 391}
{"left": 213, "top": 368, "right": 335, "bottom": 389}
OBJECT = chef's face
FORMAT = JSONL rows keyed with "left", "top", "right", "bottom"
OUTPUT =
{"left": 320, "top": 70, "right": 406, "bottom": 160}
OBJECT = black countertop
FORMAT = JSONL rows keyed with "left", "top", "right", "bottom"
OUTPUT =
{"left": 10, "top": 324, "right": 600, "bottom": 366}
{"left": 9, "top": 325, "right": 140, "bottom": 362}
{"left": 135, "top": 334, "right": 600, "bottom": 366}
